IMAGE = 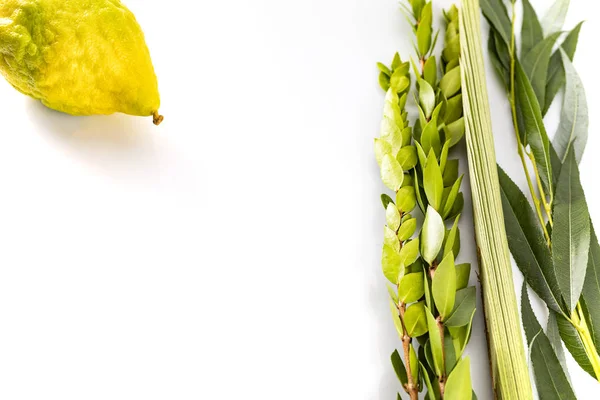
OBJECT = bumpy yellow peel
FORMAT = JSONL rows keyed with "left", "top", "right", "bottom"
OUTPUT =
{"left": 0, "top": 0, "right": 162, "bottom": 124}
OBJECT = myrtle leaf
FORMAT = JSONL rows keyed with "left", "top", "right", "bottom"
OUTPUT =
{"left": 425, "top": 306, "right": 444, "bottom": 376}
{"left": 553, "top": 148, "right": 590, "bottom": 312}
{"left": 421, "top": 118, "right": 442, "bottom": 158}
{"left": 391, "top": 349, "right": 408, "bottom": 385}
{"left": 397, "top": 146, "right": 418, "bottom": 171}
{"left": 420, "top": 362, "right": 436, "bottom": 400}
{"left": 381, "top": 194, "right": 394, "bottom": 210}
{"left": 386, "top": 203, "right": 401, "bottom": 232}
{"left": 445, "top": 287, "right": 476, "bottom": 327}
{"left": 553, "top": 50, "right": 588, "bottom": 164}
{"left": 432, "top": 252, "right": 456, "bottom": 320}
{"left": 444, "top": 215, "right": 460, "bottom": 257}
{"left": 442, "top": 175, "right": 464, "bottom": 219}
{"left": 444, "top": 357, "right": 472, "bottom": 400}
{"left": 399, "top": 238, "right": 420, "bottom": 269}
{"left": 455, "top": 263, "right": 471, "bottom": 290}
{"left": 423, "top": 56, "right": 437, "bottom": 88}
{"left": 382, "top": 245, "right": 403, "bottom": 284}
{"left": 515, "top": 61, "right": 553, "bottom": 196}
{"left": 424, "top": 151, "right": 444, "bottom": 211}
{"left": 419, "top": 79, "right": 436, "bottom": 118}
{"left": 399, "top": 272, "right": 425, "bottom": 304}
{"left": 390, "top": 300, "right": 403, "bottom": 339}
{"left": 381, "top": 154, "right": 405, "bottom": 191}
{"left": 396, "top": 186, "right": 417, "bottom": 213}
{"left": 421, "top": 207, "right": 445, "bottom": 265}
{"left": 521, "top": 284, "right": 577, "bottom": 400}
{"left": 448, "top": 309, "right": 476, "bottom": 359}
{"left": 498, "top": 166, "right": 563, "bottom": 313}
{"left": 398, "top": 218, "right": 418, "bottom": 241}
{"left": 405, "top": 301, "right": 428, "bottom": 337}
{"left": 439, "top": 66, "right": 461, "bottom": 99}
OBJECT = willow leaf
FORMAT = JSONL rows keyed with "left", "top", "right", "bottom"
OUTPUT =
{"left": 582, "top": 225, "right": 600, "bottom": 351}
{"left": 552, "top": 148, "right": 590, "bottom": 312}
{"left": 425, "top": 306, "right": 443, "bottom": 376}
{"left": 515, "top": 61, "right": 553, "bottom": 196}
{"left": 547, "top": 312, "right": 571, "bottom": 384}
{"left": 522, "top": 32, "right": 561, "bottom": 110}
{"left": 543, "top": 22, "right": 583, "bottom": 115}
{"left": 556, "top": 312, "right": 597, "bottom": 378}
{"left": 542, "top": 0, "right": 570, "bottom": 36}
{"left": 480, "top": 0, "right": 511, "bottom": 46}
{"left": 521, "top": 0, "right": 543, "bottom": 57}
{"left": 553, "top": 50, "right": 588, "bottom": 164}
{"left": 487, "top": 29, "right": 509, "bottom": 90}
{"left": 498, "top": 166, "right": 562, "bottom": 313}
{"left": 521, "top": 285, "right": 577, "bottom": 400}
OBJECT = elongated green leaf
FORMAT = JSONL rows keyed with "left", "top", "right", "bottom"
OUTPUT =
{"left": 445, "top": 357, "right": 472, "bottom": 400}
{"left": 445, "top": 287, "right": 476, "bottom": 327}
{"left": 425, "top": 306, "right": 443, "bottom": 376}
{"left": 515, "top": 61, "right": 553, "bottom": 196}
{"left": 521, "top": 0, "right": 543, "bottom": 57}
{"left": 480, "top": 0, "right": 511, "bottom": 46}
{"left": 553, "top": 148, "right": 590, "bottom": 312}
{"left": 498, "top": 166, "right": 563, "bottom": 313}
{"left": 543, "top": 22, "right": 583, "bottom": 115}
{"left": 399, "top": 272, "right": 425, "bottom": 304}
{"left": 391, "top": 349, "right": 408, "bottom": 385}
{"left": 456, "top": 263, "right": 471, "bottom": 290}
{"left": 443, "top": 175, "right": 464, "bottom": 219}
{"left": 432, "top": 252, "right": 456, "bottom": 320}
{"left": 487, "top": 29, "right": 510, "bottom": 89}
{"left": 424, "top": 152, "right": 444, "bottom": 211}
{"left": 405, "top": 301, "right": 428, "bottom": 337}
{"left": 542, "top": 0, "right": 570, "bottom": 36}
{"left": 556, "top": 312, "right": 597, "bottom": 378}
{"left": 522, "top": 32, "right": 561, "bottom": 108}
{"left": 444, "top": 215, "right": 460, "bottom": 257}
{"left": 443, "top": 159, "right": 459, "bottom": 187}
{"left": 444, "top": 332, "right": 457, "bottom": 375}
{"left": 582, "top": 225, "right": 600, "bottom": 351}
{"left": 547, "top": 312, "right": 571, "bottom": 383}
{"left": 422, "top": 119, "right": 442, "bottom": 158}
{"left": 390, "top": 300, "right": 404, "bottom": 339}
{"left": 421, "top": 207, "right": 445, "bottom": 265}
{"left": 553, "top": 51, "right": 588, "bottom": 164}
{"left": 444, "top": 118, "right": 465, "bottom": 148}
{"left": 521, "top": 285, "right": 577, "bottom": 400}
{"left": 448, "top": 309, "right": 476, "bottom": 359}
{"left": 409, "top": 344, "right": 419, "bottom": 384}
{"left": 424, "top": 56, "right": 437, "bottom": 88}
{"left": 417, "top": 3, "right": 433, "bottom": 56}
{"left": 419, "top": 79, "right": 436, "bottom": 119}
{"left": 420, "top": 362, "right": 436, "bottom": 400}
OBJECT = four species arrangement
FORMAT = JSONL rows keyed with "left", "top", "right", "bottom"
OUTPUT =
{"left": 0, "top": 0, "right": 162, "bottom": 125}
{"left": 375, "top": 0, "right": 596, "bottom": 399}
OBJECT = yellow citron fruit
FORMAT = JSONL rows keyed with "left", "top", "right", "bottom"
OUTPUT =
{"left": 0, "top": 0, "right": 162, "bottom": 125}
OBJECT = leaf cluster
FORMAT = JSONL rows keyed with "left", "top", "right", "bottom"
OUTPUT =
{"left": 376, "top": 3, "right": 475, "bottom": 399}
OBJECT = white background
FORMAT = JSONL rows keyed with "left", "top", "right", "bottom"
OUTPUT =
{"left": 0, "top": 0, "right": 596, "bottom": 398}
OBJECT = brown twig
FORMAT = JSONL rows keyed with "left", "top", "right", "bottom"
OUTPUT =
{"left": 398, "top": 302, "right": 419, "bottom": 400}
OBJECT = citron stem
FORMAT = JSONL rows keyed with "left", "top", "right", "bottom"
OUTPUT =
{"left": 153, "top": 111, "right": 164, "bottom": 126}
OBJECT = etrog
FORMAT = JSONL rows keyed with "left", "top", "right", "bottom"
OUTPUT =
{"left": 0, "top": 0, "right": 162, "bottom": 124}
